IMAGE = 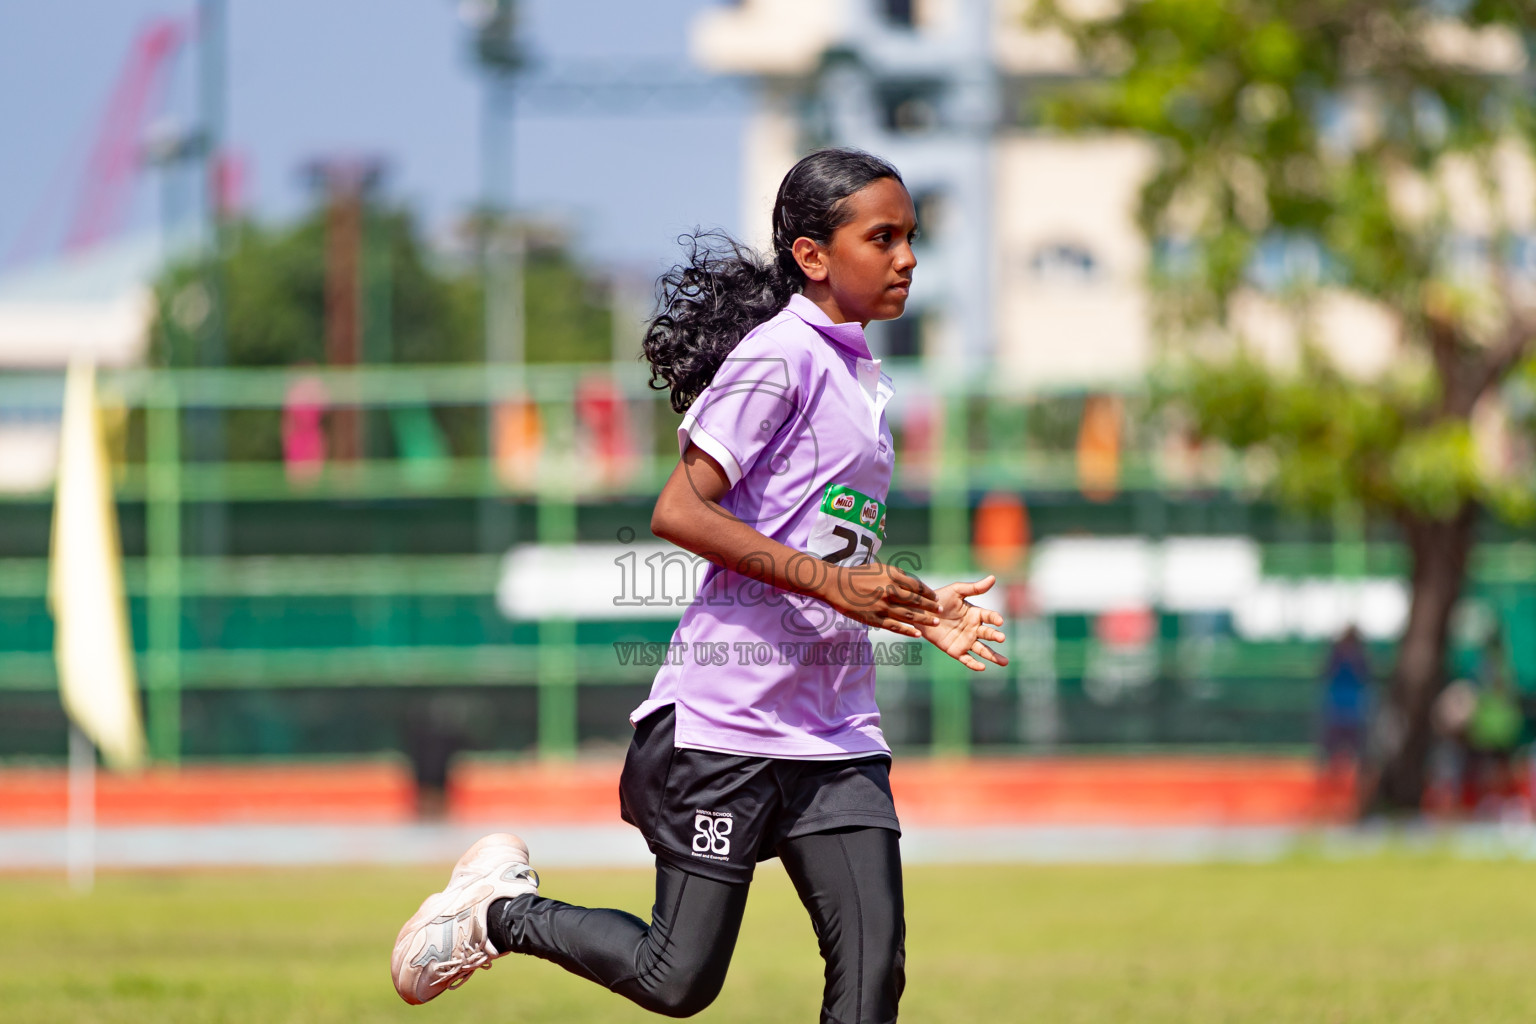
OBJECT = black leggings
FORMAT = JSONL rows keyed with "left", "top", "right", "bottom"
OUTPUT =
{"left": 490, "top": 825, "right": 905, "bottom": 1023}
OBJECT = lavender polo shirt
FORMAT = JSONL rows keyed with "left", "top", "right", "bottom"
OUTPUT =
{"left": 631, "top": 293, "right": 898, "bottom": 758}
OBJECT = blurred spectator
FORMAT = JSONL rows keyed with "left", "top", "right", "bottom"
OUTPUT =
{"left": 1427, "top": 678, "right": 1476, "bottom": 817}
{"left": 405, "top": 696, "right": 471, "bottom": 820}
{"left": 1319, "top": 625, "right": 1371, "bottom": 771}
{"left": 1464, "top": 631, "right": 1525, "bottom": 818}
{"left": 282, "top": 373, "right": 327, "bottom": 485}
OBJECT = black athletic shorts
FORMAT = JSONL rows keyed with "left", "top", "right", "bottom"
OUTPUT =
{"left": 618, "top": 704, "right": 902, "bottom": 885}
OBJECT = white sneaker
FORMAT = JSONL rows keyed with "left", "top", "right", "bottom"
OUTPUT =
{"left": 390, "top": 832, "right": 541, "bottom": 1005}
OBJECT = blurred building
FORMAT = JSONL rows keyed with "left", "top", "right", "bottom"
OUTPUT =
{"left": 0, "top": 235, "right": 161, "bottom": 493}
{"left": 689, "top": 0, "right": 1521, "bottom": 387}
{"left": 691, "top": 0, "right": 1155, "bottom": 387}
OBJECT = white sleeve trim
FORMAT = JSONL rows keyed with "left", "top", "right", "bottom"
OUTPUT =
{"left": 678, "top": 413, "right": 743, "bottom": 488}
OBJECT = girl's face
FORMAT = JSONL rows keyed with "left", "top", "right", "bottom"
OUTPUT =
{"left": 793, "top": 177, "right": 918, "bottom": 325}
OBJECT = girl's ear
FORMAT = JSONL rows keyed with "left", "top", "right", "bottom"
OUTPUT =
{"left": 792, "top": 236, "right": 829, "bottom": 282}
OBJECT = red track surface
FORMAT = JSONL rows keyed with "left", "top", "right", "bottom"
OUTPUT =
{"left": 0, "top": 757, "right": 1355, "bottom": 826}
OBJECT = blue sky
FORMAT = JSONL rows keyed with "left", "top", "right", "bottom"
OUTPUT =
{"left": 0, "top": 0, "right": 744, "bottom": 274}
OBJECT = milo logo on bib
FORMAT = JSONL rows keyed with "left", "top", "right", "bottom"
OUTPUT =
{"left": 810, "top": 484, "right": 887, "bottom": 567}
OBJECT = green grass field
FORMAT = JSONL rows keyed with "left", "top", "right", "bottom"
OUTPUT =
{"left": 6, "top": 856, "right": 1536, "bottom": 1023}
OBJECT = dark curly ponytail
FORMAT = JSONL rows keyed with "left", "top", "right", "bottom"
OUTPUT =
{"left": 642, "top": 148, "right": 903, "bottom": 413}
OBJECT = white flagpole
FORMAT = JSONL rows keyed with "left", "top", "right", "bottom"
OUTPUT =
{"left": 67, "top": 722, "right": 96, "bottom": 893}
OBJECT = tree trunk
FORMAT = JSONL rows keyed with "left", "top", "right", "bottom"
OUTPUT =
{"left": 1358, "top": 503, "right": 1477, "bottom": 814}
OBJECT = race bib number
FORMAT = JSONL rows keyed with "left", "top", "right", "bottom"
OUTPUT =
{"left": 807, "top": 484, "right": 886, "bottom": 567}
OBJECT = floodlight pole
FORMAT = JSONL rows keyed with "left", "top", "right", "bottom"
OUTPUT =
{"left": 195, "top": 0, "right": 228, "bottom": 559}
{"left": 483, "top": 70, "right": 525, "bottom": 370}
{"left": 469, "top": 1, "right": 526, "bottom": 369}
{"left": 465, "top": 1, "right": 527, "bottom": 555}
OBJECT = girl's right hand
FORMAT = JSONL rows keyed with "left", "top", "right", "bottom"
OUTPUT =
{"left": 816, "top": 561, "right": 942, "bottom": 638}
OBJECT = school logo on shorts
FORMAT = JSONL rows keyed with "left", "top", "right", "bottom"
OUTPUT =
{"left": 692, "top": 810, "right": 733, "bottom": 861}
{"left": 860, "top": 499, "right": 879, "bottom": 526}
{"left": 831, "top": 492, "right": 856, "bottom": 513}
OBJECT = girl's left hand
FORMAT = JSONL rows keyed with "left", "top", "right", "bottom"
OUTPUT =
{"left": 918, "top": 575, "right": 1009, "bottom": 672}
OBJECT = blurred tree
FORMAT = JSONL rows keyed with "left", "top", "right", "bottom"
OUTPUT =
{"left": 147, "top": 207, "right": 615, "bottom": 459}
{"left": 1034, "top": 0, "right": 1536, "bottom": 812}
{"left": 518, "top": 244, "right": 617, "bottom": 365}
{"left": 151, "top": 209, "right": 472, "bottom": 370}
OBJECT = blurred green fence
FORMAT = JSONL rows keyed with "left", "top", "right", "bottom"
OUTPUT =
{"left": 1, "top": 363, "right": 1533, "bottom": 764}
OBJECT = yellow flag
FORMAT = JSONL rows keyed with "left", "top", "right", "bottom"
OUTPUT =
{"left": 48, "top": 360, "right": 146, "bottom": 769}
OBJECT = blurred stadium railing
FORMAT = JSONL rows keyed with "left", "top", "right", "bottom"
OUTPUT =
{"left": 1, "top": 363, "right": 1532, "bottom": 766}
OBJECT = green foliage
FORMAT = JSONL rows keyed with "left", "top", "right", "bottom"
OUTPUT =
{"left": 1172, "top": 344, "right": 1536, "bottom": 522}
{"left": 149, "top": 209, "right": 614, "bottom": 370}
{"left": 150, "top": 209, "right": 481, "bottom": 370}
{"left": 1033, "top": 0, "right": 1533, "bottom": 306}
{"left": 146, "top": 207, "right": 616, "bottom": 460}
{"left": 1389, "top": 420, "right": 1480, "bottom": 521}
{"left": 1171, "top": 349, "right": 1411, "bottom": 514}
{"left": 521, "top": 249, "right": 616, "bottom": 364}
{"left": 1035, "top": 0, "right": 1536, "bottom": 525}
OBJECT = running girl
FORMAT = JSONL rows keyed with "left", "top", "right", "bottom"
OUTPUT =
{"left": 391, "top": 148, "right": 1007, "bottom": 1022}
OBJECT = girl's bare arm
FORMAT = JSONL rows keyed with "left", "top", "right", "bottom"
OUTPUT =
{"left": 650, "top": 444, "right": 941, "bottom": 637}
